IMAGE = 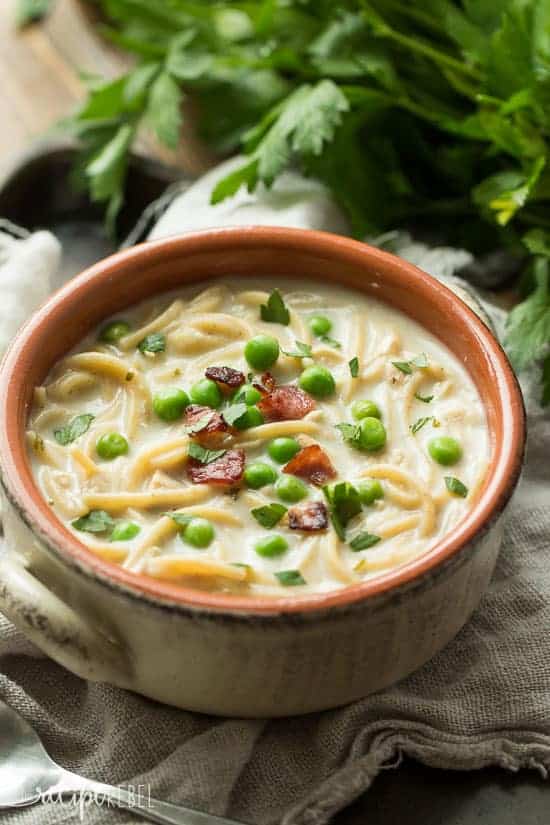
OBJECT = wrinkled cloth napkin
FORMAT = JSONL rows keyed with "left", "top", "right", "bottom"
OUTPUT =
{"left": 0, "top": 160, "right": 549, "bottom": 825}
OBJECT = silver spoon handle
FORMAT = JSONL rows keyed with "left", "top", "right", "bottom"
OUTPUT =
{"left": 50, "top": 772, "right": 247, "bottom": 825}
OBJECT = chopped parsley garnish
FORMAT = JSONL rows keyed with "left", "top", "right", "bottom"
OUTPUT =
{"left": 335, "top": 422, "right": 361, "bottom": 448}
{"left": 414, "top": 392, "right": 434, "bottom": 404}
{"left": 185, "top": 412, "right": 215, "bottom": 434}
{"left": 349, "top": 531, "right": 381, "bottom": 551}
{"left": 260, "top": 289, "right": 290, "bottom": 325}
{"left": 188, "top": 443, "right": 226, "bottom": 464}
{"left": 410, "top": 416, "right": 440, "bottom": 434}
{"left": 16, "top": 0, "right": 54, "bottom": 27}
{"left": 281, "top": 341, "right": 312, "bottom": 359}
{"left": 72, "top": 509, "right": 115, "bottom": 533}
{"left": 319, "top": 335, "right": 341, "bottom": 348}
{"left": 275, "top": 569, "right": 306, "bottom": 586}
{"left": 138, "top": 332, "right": 166, "bottom": 354}
{"left": 392, "top": 353, "right": 429, "bottom": 375}
{"left": 164, "top": 512, "right": 193, "bottom": 530}
{"left": 53, "top": 413, "right": 94, "bottom": 446}
{"left": 251, "top": 503, "right": 287, "bottom": 528}
{"left": 323, "top": 482, "right": 361, "bottom": 541}
{"left": 444, "top": 477, "right": 469, "bottom": 498}
{"left": 221, "top": 403, "right": 249, "bottom": 427}
{"left": 348, "top": 356, "right": 359, "bottom": 378}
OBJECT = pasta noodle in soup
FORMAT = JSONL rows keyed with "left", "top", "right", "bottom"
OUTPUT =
{"left": 27, "top": 278, "right": 490, "bottom": 596}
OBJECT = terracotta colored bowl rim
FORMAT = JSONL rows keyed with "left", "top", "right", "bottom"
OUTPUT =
{"left": 0, "top": 227, "right": 525, "bottom": 616}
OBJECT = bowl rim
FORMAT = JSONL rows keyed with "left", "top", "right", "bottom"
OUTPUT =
{"left": 0, "top": 226, "right": 526, "bottom": 616}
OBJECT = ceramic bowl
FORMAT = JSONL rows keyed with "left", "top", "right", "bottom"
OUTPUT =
{"left": 0, "top": 227, "right": 525, "bottom": 717}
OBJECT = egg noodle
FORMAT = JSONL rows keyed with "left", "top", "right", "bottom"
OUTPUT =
{"left": 27, "top": 278, "right": 489, "bottom": 596}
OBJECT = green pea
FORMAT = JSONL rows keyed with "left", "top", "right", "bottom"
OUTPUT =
{"left": 308, "top": 315, "right": 332, "bottom": 336}
{"left": 99, "top": 320, "right": 130, "bottom": 343}
{"left": 244, "top": 335, "right": 280, "bottom": 371}
{"left": 110, "top": 521, "right": 140, "bottom": 541}
{"left": 153, "top": 388, "right": 190, "bottom": 421}
{"left": 298, "top": 364, "right": 335, "bottom": 398}
{"left": 235, "top": 384, "right": 262, "bottom": 406}
{"left": 255, "top": 534, "right": 288, "bottom": 558}
{"left": 358, "top": 417, "right": 387, "bottom": 451}
{"left": 357, "top": 479, "right": 384, "bottom": 505}
{"left": 428, "top": 436, "right": 462, "bottom": 466}
{"left": 233, "top": 406, "right": 264, "bottom": 430}
{"left": 190, "top": 378, "right": 222, "bottom": 408}
{"left": 275, "top": 474, "right": 308, "bottom": 503}
{"left": 244, "top": 462, "right": 277, "bottom": 489}
{"left": 351, "top": 399, "right": 381, "bottom": 421}
{"left": 183, "top": 517, "right": 215, "bottom": 548}
{"left": 267, "top": 437, "right": 301, "bottom": 463}
{"left": 96, "top": 432, "right": 129, "bottom": 460}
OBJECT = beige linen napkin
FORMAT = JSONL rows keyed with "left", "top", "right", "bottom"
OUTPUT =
{"left": 0, "top": 164, "right": 548, "bottom": 825}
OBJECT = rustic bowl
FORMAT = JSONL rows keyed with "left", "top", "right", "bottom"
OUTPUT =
{"left": 0, "top": 227, "right": 525, "bottom": 717}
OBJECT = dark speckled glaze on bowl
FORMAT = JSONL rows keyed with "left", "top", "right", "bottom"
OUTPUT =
{"left": 0, "top": 228, "right": 525, "bottom": 716}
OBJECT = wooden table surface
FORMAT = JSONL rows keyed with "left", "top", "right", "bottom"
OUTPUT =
{"left": 0, "top": 0, "right": 214, "bottom": 178}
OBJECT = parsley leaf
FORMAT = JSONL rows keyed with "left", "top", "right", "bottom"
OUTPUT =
{"left": 260, "top": 289, "right": 290, "bottom": 325}
{"left": 410, "top": 416, "right": 439, "bottom": 434}
{"left": 391, "top": 360, "right": 412, "bottom": 375}
{"left": 335, "top": 422, "right": 361, "bottom": 448}
{"left": 188, "top": 443, "right": 227, "bottom": 465}
{"left": 523, "top": 229, "right": 550, "bottom": 259}
{"left": 164, "top": 512, "right": 193, "bottom": 531}
{"left": 72, "top": 510, "right": 115, "bottom": 534}
{"left": 16, "top": 0, "right": 52, "bottom": 27}
{"left": 392, "top": 353, "right": 429, "bottom": 375}
{"left": 211, "top": 159, "right": 259, "bottom": 205}
{"left": 414, "top": 392, "right": 434, "bottom": 404}
{"left": 444, "top": 477, "right": 469, "bottom": 498}
{"left": 138, "top": 332, "right": 166, "bottom": 354}
{"left": 275, "top": 569, "right": 306, "bottom": 586}
{"left": 230, "top": 80, "right": 349, "bottom": 191}
{"left": 221, "top": 403, "right": 249, "bottom": 427}
{"left": 349, "top": 532, "right": 381, "bottom": 551}
{"left": 323, "top": 482, "right": 361, "bottom": 541}
{"left": 251, "top": 504, "right": 287, "bottom": 528}
{"left": 282, "top": 341, "right": 312, "bottom": 358}
{"left": 54, "top": 414, "right": 95, "bottom": 446}
{"left": 146, "top": 71, "right": 184, "bottom": 150}
{"left": 505, "top": 259, "right": 550, "bottom": 372}
{"left": 319, "top": 335, "right": 341, "bottom": 348}
{"left": 85, "top": 122, "right": 135, "bottom": 235}
{"left": 348, "top": 356, "right": 359, "bottom": 377}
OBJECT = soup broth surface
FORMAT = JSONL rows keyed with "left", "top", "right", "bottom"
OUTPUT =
{"left": 27, "top": 277, "right": 489, "bottom": 596}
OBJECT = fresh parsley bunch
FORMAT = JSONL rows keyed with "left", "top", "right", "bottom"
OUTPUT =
{"left": 43, "top": 1, "right": 550, "bottom": 400}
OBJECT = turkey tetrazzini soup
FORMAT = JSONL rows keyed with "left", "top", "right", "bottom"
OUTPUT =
{"left": 27, "top": 278, "right": 489, "bottom": 596}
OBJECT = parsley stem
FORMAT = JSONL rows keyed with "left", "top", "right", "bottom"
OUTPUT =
{"left": 360, "top": 6, "right": 481, "bottom": 82}
{"left": 374, "top": 0, "right": 447, "bottom": 36}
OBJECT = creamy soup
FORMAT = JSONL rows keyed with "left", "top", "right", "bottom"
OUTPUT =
{"left": 27, "top": 278, "right": 489, "bottom": 596}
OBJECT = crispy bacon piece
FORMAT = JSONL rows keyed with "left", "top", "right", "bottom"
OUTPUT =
{"left": 288, "top": 501, "right": 329, "bottom": 532}
{"left": 205, "top": 366, "right": 245, "bottom": 392}
{"left": 187, "top": 449, "right": 245, "bottom": 486}
{"left": 257, "top": 385, "right": 315, "bottom": 422}
{"left": 184, "top": 404, "right": 228, "bottom": 446}
{"left": 252, "top": 371, "right": 276, "bottom": 396}
{"left": 282, "top": 444, "right": 337, "bottom": 486}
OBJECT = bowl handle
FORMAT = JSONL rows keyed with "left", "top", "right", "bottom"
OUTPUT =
{"left": 0, "top": 555, "right": 132, "bottom": 685}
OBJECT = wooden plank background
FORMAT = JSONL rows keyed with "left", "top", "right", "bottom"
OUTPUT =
{"left": 0, "top": 0, "right": 215, "bottom": 177}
